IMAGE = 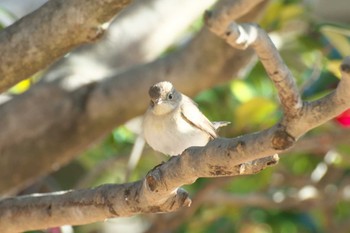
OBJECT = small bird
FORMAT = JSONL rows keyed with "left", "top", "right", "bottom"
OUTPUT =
{"left": 142, "top": 81, "right": 229, "bottom": 156}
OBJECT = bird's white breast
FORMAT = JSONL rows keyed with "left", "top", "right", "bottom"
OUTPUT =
{"left": 142, "top": 108, "right": 210, "bottom": 156}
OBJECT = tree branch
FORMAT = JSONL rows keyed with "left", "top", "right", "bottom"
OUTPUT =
{"left": 0, "top": 0, "right": 266, "bottom": 195}
{"left": 0, "top": 0, "right": 131, "bottom": 93}
{"left": 204, "top": 0, "right": 265, "bottom": 36}
{"left": 206, "top": 21, "right": 303, "bottom": 118}
{"left": 200, "top": 21, "right": 350, "bottom": 163}
{"left": 0, "top": 156, "right": 277, "bottom": 232}
{"left": 41, "top": 0, "right": 217, "bottom": 86}
{"left": 2, "top": 11, "right": 350, "bottom": 233}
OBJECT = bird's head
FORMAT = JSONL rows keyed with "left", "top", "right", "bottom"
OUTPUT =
{"left": 148, "top": 81, "right": 182, "bottom": 115}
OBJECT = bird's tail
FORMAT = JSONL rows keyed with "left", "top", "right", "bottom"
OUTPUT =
{"left": 212, "top": 121, "right": 231, "bottom": 130}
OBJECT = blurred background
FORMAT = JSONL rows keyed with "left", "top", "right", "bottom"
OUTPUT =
{"left": 1, "top": 0, "right": 350, "bottom": 232}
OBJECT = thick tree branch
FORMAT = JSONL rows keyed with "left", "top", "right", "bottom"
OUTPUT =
{"left": 148, "top": 153, "right": 350, "bottom": 233}
{"left": 0, "top": 156, "right": 277, "bottom": 232}
{"left": 0, "top": 0, "right": 266, "bottom": 195}
{"left": 206, "top": 21, "right": 303, "bottom": 118}
{"left": 204, "top": 0, "right": 265, "bottom": 36}
{"left": 0, "top": 0, "right": 131, "bottom": 93}
{"left": 41, "top": 0, "right": 217, "bottom": 86}
{"left": 0, "top": 183, "right": 190, "bottom": 233}
{"left": 201, "top": 21, "right": 350, "bottom": 162}
{"left": 2, "top": 13, "right": 350, "bottom": 232}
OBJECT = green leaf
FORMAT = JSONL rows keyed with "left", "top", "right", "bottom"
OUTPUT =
{"left": 8, "top": 79, "right": 31, "bottom": 94}
{"left": 320, "top": 23, "right": 350, "bottom": 57}
{"left": 234, "top": 97, "right": 278, "bottom": 131}
{"left": 230, "top": 80, "right": 256, "bottom": 102}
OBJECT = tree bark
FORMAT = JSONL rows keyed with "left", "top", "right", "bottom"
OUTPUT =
{"left": 1, "top": 18, "right": 350, "bottom": 232}
{"left": 0, "top": 0, "right": 131, "bottom": 92}
{"left": 0, "top": 156, "right": 277, "bottom": 232}
{"left": 41, "top": 0, "right": 217, "bottom": 87}
{"left": 0, "top": 0, "right": 266, "bottom": 195}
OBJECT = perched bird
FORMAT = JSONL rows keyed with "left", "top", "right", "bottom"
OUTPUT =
{"left": 142, "top": 81, "right": 229, "bottom": 156}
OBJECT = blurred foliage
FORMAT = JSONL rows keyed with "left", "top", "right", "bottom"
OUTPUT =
{"left": 8, "top": 73, "right": 42, "bottom": 94}
{"left": 4, "top": 0, "right": 348, "bottom": 232}
{"left": 0, "top": 5, "right": 16, "bottom": 29}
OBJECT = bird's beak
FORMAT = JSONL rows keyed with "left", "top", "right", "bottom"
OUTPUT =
{"left": 151, "top": 98, "right": 162, "bottom": 106}
{"left": 151, "top": 98, "right": 162, "bottom": 107}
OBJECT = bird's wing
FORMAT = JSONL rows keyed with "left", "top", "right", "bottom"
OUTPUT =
{"left": 180, "top": 95, "right": 217, "bottom": 139}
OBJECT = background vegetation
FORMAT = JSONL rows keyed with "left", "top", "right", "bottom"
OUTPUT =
{"left": 1, "top": 0, "right": 350, "bottom": 232}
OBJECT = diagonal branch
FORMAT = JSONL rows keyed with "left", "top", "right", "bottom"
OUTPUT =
{"left": 1, "top": 17, "right": 350, "bottom": 233}
{"left": 203, "top": 21, "right": 350, "bottom": 160}
{"left": 0, "top": 0, "right": 266, "bottom": 195}
{"left": 206, "top": 21, "right": 303, "bottom": 118}
{"left": 0, "top": 156, "right": 277, "bottom": 232}
{"left": 0, "top": 0, "right": 131, "bottom": 93}
{"left": 204, "top": 0, "right": 265, "bottom": 36}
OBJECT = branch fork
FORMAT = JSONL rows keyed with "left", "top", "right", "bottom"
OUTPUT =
{"left": 2, "top": 0, "right": 350, "bottom": 231}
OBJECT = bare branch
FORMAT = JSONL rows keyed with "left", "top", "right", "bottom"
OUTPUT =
{"left": 204, "top": 0, "right": 265, "bottom": 36}
{"left": 148, "top": 157, "right": 350, "bottom": 233}
{"left": 0, "top": 156, "right": 277, "bottom": 232}
{"left": 206, "top": 21, "right": 303, "bottom": 118}
{"left": 41, "top": 0, "right": 218, "bottom": 86}
{"left": 0, "top": 1, "right": 265, "bottom": 195}
{"left": 0, "top": 182, "right": 189, "bottom": 233}
{"left": 2, "top": 9, "right": 350, "bottom": 232}
{"left": 0, "top": 0, "right": 131, "bottom": 93}
{"left": 205, "top": 20, "right": 350, "bottom": 143}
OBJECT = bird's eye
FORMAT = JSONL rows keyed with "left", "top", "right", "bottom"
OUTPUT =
{"left": 168, "top": 93, "right": 173, "bottom": 100}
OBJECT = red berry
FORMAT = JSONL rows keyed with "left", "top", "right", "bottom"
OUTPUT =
{"left": 335, "top": 109, "right": 350, "bottom": 127}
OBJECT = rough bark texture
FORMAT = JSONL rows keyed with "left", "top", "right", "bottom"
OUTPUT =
{"left": 0, "top": 0, "right": 350, "bottom": 229}
{"left": 42, "top": 0, "right": 217, "bottom": 86}
{"left": 0, "top": 0, "right": 131, "bottom": 92}
{"left": 0, "top": 156, "right": 278, "bottom": 232}
{"left": 0, "top": 0, "right": 266, "bottom": 195}
{"left": 1, "top": 18, "right": 350, "bottom": 231}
